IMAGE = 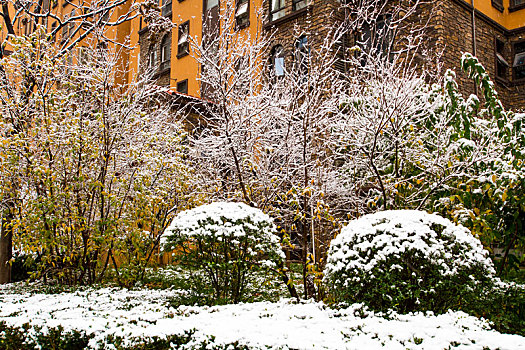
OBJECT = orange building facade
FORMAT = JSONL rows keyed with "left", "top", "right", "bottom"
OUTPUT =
{"left": 1, "top": 0, "right": 524, "bottom": 108}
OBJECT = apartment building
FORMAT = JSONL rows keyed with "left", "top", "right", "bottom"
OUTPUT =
{"left": 1, "top": 0, "right": 524, "bottom": 109}
{"left": 129, "top": 0, "right": 345, "bottom": 96}
{"left": 432, "top": 0, "right": 525, "bottom": 109}
{"left": 129, "top": 0, "right": 523, "bottom": 108}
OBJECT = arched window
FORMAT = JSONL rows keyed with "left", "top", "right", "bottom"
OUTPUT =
{"left": 295, "top": 36, "right": 308, "bottom": 76}
{"left": 148, "top": 45, "right": 157, "bottom": 69}
{"left": 160, "top": 35, "right": 171, "bottom": 71}
{"left": 270, "top": 45, "right": 285, "bottom": 77}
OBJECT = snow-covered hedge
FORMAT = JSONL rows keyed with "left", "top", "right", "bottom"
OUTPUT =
{"left": 161, "top": 202, "right": 284, "bottom": 304}
{"left": 324, "top": 210, "right": 495, "bottom": 313}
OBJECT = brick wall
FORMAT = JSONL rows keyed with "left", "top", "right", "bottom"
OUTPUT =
{"left": 138, "top": 27, "right": 172, "bottom": 87}
{"left": 263, "top": 0, "right": 345, "bottom": 72}
{"left": 436, "top": 0, "right": 524, "bottom": 110}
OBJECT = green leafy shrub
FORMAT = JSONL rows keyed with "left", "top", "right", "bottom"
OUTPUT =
{"left": 0, "top": 322, "right": 92, "bottom": 350}
{"left": 161, "top": 202, "right": 285, "bottom": 304}
{"left": 10, "top": 254, "right": 38, "bottom": 282}
{"left": 463, "top": 279, "right": 525, "bottom": 336}
{"left": 323, "top": 210, "right": 495, "bottom": 313}
{"left": 0, "top": 323, "right": 251, "bottom": 349}
{"left": 0, "top": 321, "right": 30, "bottom": 350}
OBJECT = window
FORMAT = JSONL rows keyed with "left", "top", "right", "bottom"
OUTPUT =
{"left": 270, "top": 45, "right": 285, "bottom": 77}
{"left": 162, "top": 0, "right": 172, "bottom": 17}
{"left": 96, "top": 41, "right": 108, "bottom": 64}
{"left": 293, "top": 0, "right": 307, "bottom": 11}
{"left": 50, "top": 21, "right": 58, "bottom": 42}
{"left": 22, "top": 18, "right": 29, "bottom": 36}
{"left": 233, "top": 56, "right": 250, "bottom": 94}
{"left": 513, "top": 41, "right": 525, "bottom": 80}
{"left": 270, "top": 0, "right": 285, "bottom": 21}
{"left": 65, "top": 51, "right": 74, "bottom": 73}
{"left": 101, "top": 9, "right": 110, "bottom": 23}
{"left": 510, "top": 0, "right": 525, "bottom": 11}
{"left": 491, "top": 0, "right": 504, "bottom": 12}
{"left": 235, "top": 0, "right": 249, "bottom": 29}
{"left": 359, "top": 15, "right": 393, "bottom": 64}
{"left": 68, "top": 9, "right": 76, "bottom": 37}
{"left": 177, "top": 21, "right": 190, "bottom": 57}
{"left": 160, "top": 35, "right": 171, "bottom": 71}
{"left": 61, "top": 14, "right": 69, "bottom": 41}
{"left": 205, "top": 0, "right": 218, "bottom": 10}
{"left": 148, "top": 47, "right": 157, "bottom": 69}
{"left": 295, "top": 36, "right": 308, "bottom": 77}
{"left": 177, "top": 79, "right": 188, "bottom": 94}
{"left": 495, "top": 38, "right": 508, "bottom": 80}
{"left": 78, "top": 46, "right": 89, "bottom": 66}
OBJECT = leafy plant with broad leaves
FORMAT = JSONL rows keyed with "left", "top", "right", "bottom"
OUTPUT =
{"left": 434, "top": 54, "right": 525, "bottom": 276}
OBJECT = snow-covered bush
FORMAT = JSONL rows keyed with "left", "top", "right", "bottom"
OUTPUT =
{"left": 161, "top": 202, "right": 284, "bottom": 304}
{"left": 324, "top": 210, "right": 495, "bottom": 313}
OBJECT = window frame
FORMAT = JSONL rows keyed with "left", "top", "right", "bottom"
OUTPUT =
{"left": 292, "top": 0, "right": 307, "bottom": 12}
{"left": 160, "top": 34, "right": 171, "bottom": 71}
{"left": 494, "top": 38, "right": 508, "bottom": 81}
{"left": 235, "top": 0, "right": 250, "bottom": 29}
{"left": 270, "top": 44, "right": 285, "bottom": 78}
{"left": 510, "top": 0, "right": 525, "bottom": 12}
{"left": 177, "top": 21, "right": 190, "bottom": 58}
{"left": 177, "top": 79, "right": 188, "bottom": 94}
{"left": 512, "top": 40, "right": 525, "bottom": 82}
{"left": 269, "top": 0, "right": 285, "bottom": 22}
{"left": 491, "top": 0, "right": 504, "bottom": 12}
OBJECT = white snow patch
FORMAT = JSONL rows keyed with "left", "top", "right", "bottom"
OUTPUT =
{"left": 0, "top": 285, "right": 524, "bottom": 349}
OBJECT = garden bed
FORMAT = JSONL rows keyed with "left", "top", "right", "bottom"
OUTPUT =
{"left": 1, "top": 283, "right": 524, "bottom": 349}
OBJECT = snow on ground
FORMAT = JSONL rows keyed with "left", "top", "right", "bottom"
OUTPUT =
{"left": 0, "top": 284, "right": 524, "bottom": 349}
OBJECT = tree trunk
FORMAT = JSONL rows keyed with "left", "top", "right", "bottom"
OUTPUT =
{"left": 0, "top": 210, "right": 13, "bottom": 284}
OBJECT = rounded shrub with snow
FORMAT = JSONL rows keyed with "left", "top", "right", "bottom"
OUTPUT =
{"left": 161, "top": 202, "right": 284, "bottom": 304}
{"left": 323, "top": 210, "right": 495, "bottom": 313}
